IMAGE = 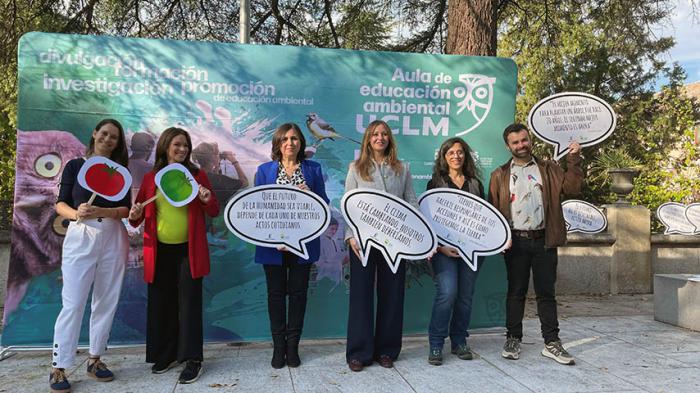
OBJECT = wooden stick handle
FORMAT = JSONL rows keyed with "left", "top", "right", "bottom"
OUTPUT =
{"left": 141, "top": 194, "right": 158, "bottom": 206}
{"left": 75, "top": 193, "right": 97, "bottom": 224}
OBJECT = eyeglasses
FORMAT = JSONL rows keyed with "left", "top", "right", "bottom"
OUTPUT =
{"left": 446, "top": 150, "right": 465, "bottom": 157}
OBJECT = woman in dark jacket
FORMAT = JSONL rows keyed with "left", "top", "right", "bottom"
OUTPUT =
{"left": 254, "top": 123, "right": 329, "bottom": 368}
{"left": 426, "top": 137, "right": 484, "bottom": 366}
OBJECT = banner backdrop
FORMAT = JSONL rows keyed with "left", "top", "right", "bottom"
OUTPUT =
{"left": 4, "top": 32, "right": 517, "bottom": 346}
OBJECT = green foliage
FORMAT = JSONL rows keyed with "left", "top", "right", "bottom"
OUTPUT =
{"left": 588, "top": 148, "right": 642, "bottom": 183}
{"left": 499, "top": 2, "right": 700, "bottom": 231}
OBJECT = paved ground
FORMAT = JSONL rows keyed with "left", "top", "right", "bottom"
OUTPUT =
{"left": 1, "top": 294, "right": 699, "bottom": 393}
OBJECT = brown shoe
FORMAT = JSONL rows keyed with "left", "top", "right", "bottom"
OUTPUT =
{"left": 378, "top": 355, "right": 393, "bottom": 368}
{"left": 348, "top": 359, "right": 364, "bottom": 372}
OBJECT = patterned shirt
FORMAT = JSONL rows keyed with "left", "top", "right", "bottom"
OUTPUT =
{"left": 509, "top": 159, "right": 544, "bottom": 230}
{"left": 276, "top": 162, "right": 306, "bottom": 185}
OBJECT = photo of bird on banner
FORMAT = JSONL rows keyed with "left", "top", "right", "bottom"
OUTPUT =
{"left": 76, "top": 156, "right": 133, "bottom": 223}
{"left": 305, "top": 112, "right": 362, "bottom": 148}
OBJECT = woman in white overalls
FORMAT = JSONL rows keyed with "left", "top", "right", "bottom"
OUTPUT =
{"left": 49, "top": 119, "right": 130, "bottom": 393}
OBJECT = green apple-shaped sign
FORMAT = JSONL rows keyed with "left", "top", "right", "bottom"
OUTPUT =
{"left": 154, "top": 163, "right": 199, "bottom": 207}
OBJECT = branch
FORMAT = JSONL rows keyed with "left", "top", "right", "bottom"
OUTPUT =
{"left": 391, "top": 0, "right": 447, "bottom": 52}
{"left": 323, "top": 0, "right": 340, "bottom": 47}
{"left": 61, "top": 0, "right": 100, "bottom": 33}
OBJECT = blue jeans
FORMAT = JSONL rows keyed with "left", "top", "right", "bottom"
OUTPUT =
{"left": 428, "top": 253, "right": 480, "bottom": 349}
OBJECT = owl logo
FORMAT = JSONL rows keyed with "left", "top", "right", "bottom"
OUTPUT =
{"left": 453, "top": 74, "right": 496, "bottom": 136}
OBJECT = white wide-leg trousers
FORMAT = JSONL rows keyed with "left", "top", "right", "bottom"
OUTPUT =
{"left": 52, "top": 218, "right": 127, "bottom": 369}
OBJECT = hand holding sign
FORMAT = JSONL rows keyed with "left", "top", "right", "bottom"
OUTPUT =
{"left": 341, "top": 189, "right": 437, "bottom": 274}
{"left": 528, "top": 92, "right": 616, "bottom": 160}
{"left": 419, "top": 189, "right": 510, "bottom": 271}
{"left": 562, "top": 200, "right": 607, "bottom": 234}
{"left": 76, "top": 156, "right": 132, "bottom": 223}
{"left": 224, "top": 184, "right": 331, "bottom": 259}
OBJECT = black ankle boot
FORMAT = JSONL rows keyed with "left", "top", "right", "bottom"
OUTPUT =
{"left": 271, "top": 336, "right": 286, "bottom": 369}
{"left": 286, "top": 338, "right": 300, "bottom": 367}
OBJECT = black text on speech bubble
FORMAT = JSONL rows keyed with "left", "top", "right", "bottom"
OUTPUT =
{"left": 419, "top": 188, "right": 510, "bottom": 271}
{"left": 341, "top": 188, "right": 437, "bottom": 274}
{"left": 528, "top": 92, "right": 616, "bottom": 160}
{"left": 224, "top": 184, "right": 331, "bottom": 259}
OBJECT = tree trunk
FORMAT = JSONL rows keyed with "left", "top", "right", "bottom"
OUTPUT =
{"left": 446, "top": 0, "right": 497, "bottom": 56}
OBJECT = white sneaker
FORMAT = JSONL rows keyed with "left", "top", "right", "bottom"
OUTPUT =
{"left": 541, "top": 340, "right": 575, "bottom": 365}
{"left": 501, "top": 337, "right": 521, "bottom": 360}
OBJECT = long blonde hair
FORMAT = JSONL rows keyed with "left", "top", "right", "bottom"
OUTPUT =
{"left": 354, "top": 120, "right": 403, "bottom": 181}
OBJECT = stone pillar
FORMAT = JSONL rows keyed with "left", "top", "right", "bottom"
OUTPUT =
{"left": 606, "top": 204, "right": 651, "bottom": 294}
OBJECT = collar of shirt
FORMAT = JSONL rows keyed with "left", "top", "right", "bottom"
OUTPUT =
{"left": 510, "top": 157, "right": 537, "bottom": 169}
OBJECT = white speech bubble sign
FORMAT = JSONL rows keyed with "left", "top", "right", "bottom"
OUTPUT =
{"left": 657, "top": 202, "right": 695, "bottom": 235}
{"left": 341, "top": 188, "right": 437, "bottom": 274}
{"left": 528, "top": 92, "right": 616, "bottom": 160}
{"left": 77, "top": 156, "right": 132, "bottom": 202}
{"left": 684, "top": 203, "right": 700, "bottom": 235}
{"left": 154, "top": 163, "right": 200, "bottom": 207}
{"left": 562, "top": 200, "right": 607, "bottom": 234}
{"left": 419, "top": 189, "right": 510, "bottom": 271}
{"left": 224, "top": 184, "right": 331, "bottom": 259}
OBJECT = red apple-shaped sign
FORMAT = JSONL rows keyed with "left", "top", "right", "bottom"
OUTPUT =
{"left": 77, "top": 156, "right": 132, "bottom": 201}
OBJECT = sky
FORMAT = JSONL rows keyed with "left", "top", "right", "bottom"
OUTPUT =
{"left": 655, "top": 1, "right": 700, "bottom": 86}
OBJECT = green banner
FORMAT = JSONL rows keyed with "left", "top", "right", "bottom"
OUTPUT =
{"left": 4, "top": 32, "right": 517, "bottom": 346}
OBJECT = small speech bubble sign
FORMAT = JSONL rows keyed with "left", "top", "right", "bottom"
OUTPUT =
{"left": 562, "top": 200, "right": 607, "bottom": 234}
{"left": 341, "top": 188, "right": 437, "bottom": 274}
{"left": 657, "top": 202, "right": 695, "bottom": 235}
{"left": 77, "top": 156, "right": 132, "bottom": 201}
{"left": 419, "top": 189, "right": 510, "bottom": 271}
{"left": 155, "top": 163, "right": 199, "bottom": 207}
{"left": 528, "top": 92, "right": 616, "bottom": 160}
{"left": 684, "top": 203, "right": 700, "bottom": 235}
{"left": 224, "top": 184, "right": 331, "bottom": 259}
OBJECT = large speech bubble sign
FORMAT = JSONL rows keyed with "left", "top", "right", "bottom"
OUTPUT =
{"left": 341, "top": 188, "right": 437, "bottom": 274}
{"left": 154, "top": 163, "right": 199, "bottom": 207}
{"left": 77, "top": 156, "right": 132, "bottom": 201}
{"left": 528, "top": 92, "right": 616, "bottom": 160}
{"left": 685, "top": 203, "right": 700, "bottom": 235}
{"left": 562, "top": 200, "right": 607, "bottom": 234}
{"left": 224, "top": 184, "right": 331, "bottom": 259}
{"left": 657, "top": 202, "right": 695, "bottom": 235}
{"left": 419, "top": 189, "right": 510, "bottom": 271}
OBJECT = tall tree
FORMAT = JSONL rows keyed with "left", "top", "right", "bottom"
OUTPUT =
{"left": 445, "top": 0, "right": 498, "bottom": 55}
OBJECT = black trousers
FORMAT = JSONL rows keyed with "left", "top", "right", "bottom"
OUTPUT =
{"left": 146, "top": 242, "right": 203, "bottom": 363}
{"left": 346, "top": 248, "right": 406, "bottom": 365}
{"left": 504, "top": 236, "right": 560, "bottom": 343}
{"left": 263, "top": 252, "right": 311, "bottom": 342}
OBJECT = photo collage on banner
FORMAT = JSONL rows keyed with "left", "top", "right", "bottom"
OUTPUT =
{"left": 5, "top": 32, "right": 516, "bottom": 346}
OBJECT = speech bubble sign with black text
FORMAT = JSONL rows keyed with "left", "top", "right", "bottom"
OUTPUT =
{"left": 419, "top": 189, "right": 510, "bottom": 271}
{"left": 685, "top": 203, "right": 700, "bottom": 235}
{"left": 528, "top": 92, "right": 616, "bottom": 160}
{"left": 341, "top": 188, "right": 437, "bottom": 274}
{"left": 562, "top": 200, "right": 607, "bottom": 234}
{"left": 77, "top": 156, "right": 132, "bottom": 202}
{"left": 224, "top": 184, "right": 331, "bottom": 259}
{"left": 657, "top": 202, "right": 696, "bottom": 235}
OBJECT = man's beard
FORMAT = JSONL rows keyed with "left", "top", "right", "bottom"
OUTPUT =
{"left": 510, "top": 146, "right": 531, "bottom": 159}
